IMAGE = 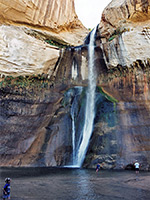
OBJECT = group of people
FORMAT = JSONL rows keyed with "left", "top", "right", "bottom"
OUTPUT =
{"left": 95, "top": 160, "right": 140, "bottom": 173}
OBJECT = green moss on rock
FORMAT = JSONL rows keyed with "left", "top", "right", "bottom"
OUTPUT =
{"left": 97, "top": 87, "right": 118, "bottom": 103}
{"left": 0, "top": 74, "right": 54, "bottom": 91}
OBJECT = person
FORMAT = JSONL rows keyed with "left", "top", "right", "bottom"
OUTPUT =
{"left": 134, "top": 160, "right": 140, "bottom": 174}
{"left": 3, "top": 178, "right": 11, "bottom": 200}
{"left": 96, "top": 163, "right": 100, "bottom": 172}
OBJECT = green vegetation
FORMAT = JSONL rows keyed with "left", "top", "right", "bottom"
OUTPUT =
{"left": 108, "top": 35, "right": 117, "bottom": 42}
{"left": 45, "top": 39, "right": 71, "bottom": 48}
{"left": 108, "top": 27, "right": 129, "bottom": 42}
{"left": 97, "top": 86, "right": 118, "bottom": 103}
{"left": 25, "top": 29, "right": 72, "bottom": 49}
{"left": 0, "top": 74, "right": 53, "bottom": 90}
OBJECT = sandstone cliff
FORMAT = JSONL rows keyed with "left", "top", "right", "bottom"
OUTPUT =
{"left": 99, "top": 0, "right": 150, "bottom": 69}
{"left": 0, "top": 0, "right": 87, "bottom": 77}
{"left": 0, "top": 0, "right": 88, "bottom": 166}
{"left": 0, "top": 0, "right": 81, "bottom": 30}
{"left": 85, "top": 0, "right": 150, "bottom": 169}
{"left": 0, "top": 25, "right": 60, "bottom": 77}
{"left": 1, "top": 0, "right": 150, "bottom": 170}
{"left": 0, "top": 0, "right": 88, "bottom": 45}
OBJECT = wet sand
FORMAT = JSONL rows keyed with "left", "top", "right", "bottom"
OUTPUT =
{"left": 0, "top": 167, "right": 150, "bottom": 200}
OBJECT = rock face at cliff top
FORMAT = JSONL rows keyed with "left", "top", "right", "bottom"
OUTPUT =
{"left": 0, "top": 0, "right": 87, "bottom": 45}
{"left": 100, "top": 0, "right": 150, "bottom": 37}
{"left": 0, "top": 0, "right": 80, "bottom": 30}
{"left": 0, "top": 25, "right": 60, "bottom": 77}
{"left": 99, "top": 0, "right": 150, "bottom": 69}
{"left": 0, "top": 0, "right": 87, "bottom": 77}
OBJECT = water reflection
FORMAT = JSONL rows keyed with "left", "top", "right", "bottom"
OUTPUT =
{"left": 0, "top": 167, "right": 150, "bottom": 200}
{"left": 76, "top": 170, "right": 95, "bottom": 200}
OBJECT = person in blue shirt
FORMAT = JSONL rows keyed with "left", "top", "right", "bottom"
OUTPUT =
{"left": 96, "top": 163, "right": 101, "bottom": 172}
{"left": 3, "top": 178, "right": 11, "bottom": 200}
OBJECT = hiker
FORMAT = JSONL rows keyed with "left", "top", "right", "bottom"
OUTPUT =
{"left": 134, "top": 160, "right": 140, "bottom": 174}
{"left": 96, "top": 163, "right": 101, "bottom": 172}
{"left": 3, "top": 178, "right": 11, "bottom": 200}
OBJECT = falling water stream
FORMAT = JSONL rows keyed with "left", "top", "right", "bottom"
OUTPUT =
{"left": 71, "top": 101, "right": 76, "bottom": 164}
{"left": 70, "top": 87, "right": 83, "bottom": 166}
{"left": 74, "top": 27, "right": 97, "bottom": 167}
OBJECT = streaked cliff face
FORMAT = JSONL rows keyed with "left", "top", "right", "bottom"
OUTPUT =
{"left": 100, "top": 0, "right": 150, "bottom": 38}
{"left": 0, "top": 0, "right": 81, "bottom": 30}
{"left": 0, "top": 0, "right": 150, "bottom": 170}
{"left": 0, "top": 0, "right": 88, "bottom": 77}
{"left": 0, "top": 0, "right": 88, "bottom": 166}
{"left": 99, "top": 0, "right": 150, "bottom": 70}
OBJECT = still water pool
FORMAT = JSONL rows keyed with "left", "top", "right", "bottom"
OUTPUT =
{"left": 0, "top": 167, "right": 150, "bottom": 200}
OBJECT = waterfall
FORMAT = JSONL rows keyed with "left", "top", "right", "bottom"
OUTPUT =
{"left": 72, "top": 59, "right": 78, "bottom": 80}
{"left": 75, "top": 27, "right": 97, "bottom": 167}
{"left": 70, "top": 87, "right": 83, "bottom": 167}
{"left": 71, "top": 104, "right": 76, "bottom": 164}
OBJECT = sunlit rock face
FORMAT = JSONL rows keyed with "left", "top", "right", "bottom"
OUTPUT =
{"left": 0, "top": 25, "right": 60, "bottom": 77}
{"left": 0, "top": 0, "right": 87, "bottom": 77}
{"left": 0, "top": 0, "right": 79, "bottom": 30}
{"left": 100, "top": 0, "right": 150, "bottom": 38}
{"left": 0, "top": 0, "right": 87, "bottom": 46}
{"left": 99, "top": 0, "right": 150, "bottom": 69}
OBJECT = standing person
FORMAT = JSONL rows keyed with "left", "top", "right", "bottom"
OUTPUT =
{"left": 3, "top": 178, "right": 11, "bottom": 200}
{"left": 134, "top": 160, "right": 140, "bottom": 174}
{"left": 96, "top": 163, "right": 100, "bottom": 172}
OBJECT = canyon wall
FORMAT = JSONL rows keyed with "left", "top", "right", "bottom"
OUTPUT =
{"left": 0, "top": 0, "right": 150, "bottom": 170}
{"left": 85, "top": 0, "right": 150, "bottom": 169}
{"left": 0, "top": 0, "right": 88, "bottom": 167}
{"left": 0, "top": 0, "right": 81, "bottom": 30}
{"left": 0, "top": 0, "right": 87, "bottom": 77}
{"left": 99, "top": 0, "right": 150, "bottom": 69}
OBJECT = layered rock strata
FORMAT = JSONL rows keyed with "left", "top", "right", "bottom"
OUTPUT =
{"left": 85, "top": 0, "right": 150, "bottom": 169}
{"left": 0, "top": 0, "right": 150, "bottom": 170}
{"left": 0, "top": 0, "right": 87, "bottom": 45}
{"left": 0, "top": 0, "right": 81, "bottom": 30}
{"left": 0, "top": 0, "right": 88, "bottom": 166}
{"left": 0, "top": 0, "right": 87, "bottom": 76}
